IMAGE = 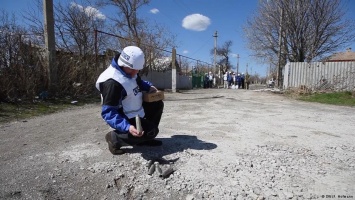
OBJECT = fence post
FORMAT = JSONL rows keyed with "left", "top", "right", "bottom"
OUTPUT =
{"left": 172, "top": 48, "right": 176, "bottom": 92}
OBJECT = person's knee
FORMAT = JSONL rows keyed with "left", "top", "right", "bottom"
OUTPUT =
{"left": 143, "top": 101, "right": 163, "bottom": 116}
{"left": 144, "top": 127, "right": 159, "bottom": 139}
{"left": 155, "top": 100, "right": 164, "bottom": 113}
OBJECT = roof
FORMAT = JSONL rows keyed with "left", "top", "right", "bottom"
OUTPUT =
{"left": 327, "top": 48, "right": 355, "bottom": 62}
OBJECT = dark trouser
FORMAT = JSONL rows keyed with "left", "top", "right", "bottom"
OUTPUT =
{"left": 142, "top": 100, "right": 164, "bottom": 127}
{"left": 115, "top": 100, "right": 164, "bottom": 145}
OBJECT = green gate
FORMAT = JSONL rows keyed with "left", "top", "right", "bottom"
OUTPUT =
{"left": 192, "top": 74, "right": 204, "bottom": 88}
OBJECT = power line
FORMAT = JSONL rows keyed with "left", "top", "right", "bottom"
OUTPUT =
{"left": 189, "top": 36, "right": 212, "bottom": 57}
{"left": 172, "top": 0, "right": 194, "bottom": 14}
{"left": 145, "top": 3, "right": 181, "bottom": 25}
{"left": 95, "top": 29, "right": 213, "bottom": 66}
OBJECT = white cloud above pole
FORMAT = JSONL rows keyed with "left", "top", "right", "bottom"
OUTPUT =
{"left": 182, "top": 14, "right": 211, "bottom": 31}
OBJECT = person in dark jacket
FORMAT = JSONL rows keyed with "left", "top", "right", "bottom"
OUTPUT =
{"left": 95, "top": 46, "right": 164, "bottom": 155}
{"left": 227, "top": 72, "right": 233, "bottom": 88}
{"left": 241, "top": 73, "right": 245, "bottom": 89}
{"left": 204, "top": 73, "right": 209, "bottom": 88}
{"left": 208, "top": 71, "right": 214, "bottom": 88}
{"left": 236, "top": 73, "right": 242, "bottom": 89}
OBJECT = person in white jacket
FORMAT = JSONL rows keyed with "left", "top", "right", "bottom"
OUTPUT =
{"left": 96, "top": 46, "right": 164, "bottom": 155}
{"left": 223, "top": 72, "right": 228, "bottom": 89}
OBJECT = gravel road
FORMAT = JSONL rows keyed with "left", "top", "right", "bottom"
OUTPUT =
{"left": 1, "top": 88, "right": 355, "bottom": 200}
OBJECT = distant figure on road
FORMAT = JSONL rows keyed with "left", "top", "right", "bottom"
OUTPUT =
{"left": 208, "top": 71, "right": 214, "bottom": 88}
{"left": 245, "top": 73, "right": 250, "bottom": 90}
{"left": 223, "top": 72, "right": 228, "bottom": 89}
{"left": 232, "top": 73, "right": 236, "bottom": 86}
{"left": 95, "top": 46, "right": 164, "bottom": 155}
{"left": 228, "top": 72, "right": 233, "bottom": 88}
{"left": 268, "top": 79, "right": 275, "bottom": 88}
{"left": 241, "top": 73, "right": 245, "bottom": 89}
{"left": 203, "top": 73, "right": 209, "bottom": 88}
{"left": 236, "top": 73, "right": 242, "bottom": 89}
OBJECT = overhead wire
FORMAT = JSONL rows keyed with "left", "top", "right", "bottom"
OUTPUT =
{"left": 142, "top": 1, "right": 213, "bottom": 65}
{"left": 171, "top": 0, "right": 214, "bottom": 62}
{"left": 96, "top": 29, "right": 212, "bottom": 66}
{"left": 172, "top": 0, "right": 194, "bottom": 14}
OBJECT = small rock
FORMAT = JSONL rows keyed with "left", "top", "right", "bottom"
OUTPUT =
{"left": 283, "top": 191, "right": 294, "bottom": 199}
{"left": 185, "top": 194, "right": 194, "bottom": 200}
{"left": 257, "top": 195, "right": 265, "bottom": 200}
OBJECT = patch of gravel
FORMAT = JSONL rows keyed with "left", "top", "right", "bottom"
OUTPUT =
{"left": 1, "top": 89, "right": 355, "bottom": 200}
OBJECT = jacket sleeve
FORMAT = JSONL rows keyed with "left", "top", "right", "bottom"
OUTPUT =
{"left": 100, "top": 79, "right": 130, "bottom": 132}
{"left": 136, "top": 74, "right": 153, "bottom": 92}
{"left": 140, "top": 80, "right": 153, "bottom": 91}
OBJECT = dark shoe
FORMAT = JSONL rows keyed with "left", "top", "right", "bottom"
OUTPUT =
{"left": 137, "top": 139, "right": 163, "bottom": 146}
{"left": 105, "top": 132, "right": 125, "bottom": 155}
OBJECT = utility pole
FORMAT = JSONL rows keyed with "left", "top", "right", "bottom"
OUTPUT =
{"left": 43, "top": 0, "right": 57, "bottom": 94}
{"left": 277, "top": 8, "right": 283, "bottom": 88}
{"left": 213, "top": 31, "right": 218, "bottom": 84}
{"left": 236, "top": 54, "right": 240, "bottom": 74}
{"left": 213, "top": 31, "right": 218, "bottom": 68}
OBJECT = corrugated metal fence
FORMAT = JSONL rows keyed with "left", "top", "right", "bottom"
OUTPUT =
{"left": 283, "top": 62, "right": 355, "bottom": 92}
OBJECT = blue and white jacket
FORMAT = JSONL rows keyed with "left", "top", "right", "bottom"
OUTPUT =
{"left": 95, "top": 55, "right": 152, "bottom": 132}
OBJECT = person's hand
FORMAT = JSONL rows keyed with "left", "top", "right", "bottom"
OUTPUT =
{"left": 148, "top": 86, "right": 158, "bottom": 93}
{"left": 129, "top": 125, "right": 144, "bottom": 137}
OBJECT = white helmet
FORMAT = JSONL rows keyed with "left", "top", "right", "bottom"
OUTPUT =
{"left": 117, "top": 46, "right": 145, "bottom": 70}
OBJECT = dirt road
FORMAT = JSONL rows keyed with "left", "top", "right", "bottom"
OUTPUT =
{"left": 1, "top": 88, "right": 354, "bottom": 200}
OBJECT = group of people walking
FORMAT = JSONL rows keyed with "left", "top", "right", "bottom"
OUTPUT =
{"left": 223, "top": 72, "right": 249, "bottom": 89}
{"left": 202, "top": 71, "right": 250, "bottom": 89}
{"left": 203, "top": 71, "right": 215, "bottom": 88}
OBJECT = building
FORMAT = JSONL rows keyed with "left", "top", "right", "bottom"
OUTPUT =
{"left": 327, "top": 48, "right": 355, "bottom": 62}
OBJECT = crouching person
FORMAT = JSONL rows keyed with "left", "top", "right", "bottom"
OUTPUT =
{"left": 95, "top": 46, "right": 164, "bottom": 155}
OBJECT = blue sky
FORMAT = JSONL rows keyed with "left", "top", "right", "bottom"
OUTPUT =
{"left": 2, "top": 0, "right": 355, "bottom": 76}
{"left": 139, "top": 0, "right": 258, "bottom": 74}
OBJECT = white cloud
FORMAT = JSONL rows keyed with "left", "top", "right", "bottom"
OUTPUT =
{"left": 183, "top": 50, "right": 189, "bottom": 54}
{"left": 231, "top": 53, "right": 239, "bottom": 58}
{"left": 150, "top": 8, "right": 159, "bottom": 14}
{"left": 71, "top": 2, "right": 83, "bottom": 10}
{"left": 70, "top": 2, "right": 106, "bottom": 20}
{"left": 182, "top": 14, "right": 210, "bottom": 31}
{"left": 85, "top": 6, "right": 106, "bottom": 20}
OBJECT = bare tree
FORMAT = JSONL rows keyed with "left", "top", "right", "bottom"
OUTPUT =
{"left": 244, "top": 0, "right": 355, "bottom": 65}
{"left": 105, "top": 0, "right": 148, "bottom": 45}
{"left": 142, "top": 22, "right": 177, "bottom": 73}
{"left": 54, "top": 1, "right": 107, "bottom": 55}
{"left": 177, "top": 55, "right": 194, "bottom": 75}
{"left": 0, "top": 10, "right": 24, "bottom": 69}
{"left": 103, "top": 0, "right": 177, "bottom": 73}
{"left": 0, "top": 9, "right": 46, "bottom": 100}
{"left": 24, "top": 0, "right": 108, "bottom": 55}
{"left": 22, "top": 1, "right": 45, "bottom": 46}
{"left": 22, "top": 1, "right": 112, "bottom": 96}
{"left": 210, "top": 40, "right": 233, "bottom": 74}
